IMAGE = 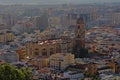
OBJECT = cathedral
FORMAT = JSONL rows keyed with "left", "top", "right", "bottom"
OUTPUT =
{"left": 25, "top": 17, "right": 88, "bottom": 59}
{"left": 72, "top": 17, "right": 88, "bottom": 58}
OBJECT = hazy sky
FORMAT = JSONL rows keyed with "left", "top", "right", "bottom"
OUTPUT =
{"left": 0, "top": 0, "right": 120, "bottom": 4}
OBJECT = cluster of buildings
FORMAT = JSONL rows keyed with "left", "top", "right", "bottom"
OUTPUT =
{"left": 86, "top": 27, "right": 120, "bottom": 59}
{"left": 0, "top": 3, "right": 120, "bottom": 80}
{"left": 0, "top": 14, "right": 17, "bottom": 29}
{"left": 0, "top": 15, "right": 119, "bottom": 80}
{"left": 0, "top": 30, "right": 15, "bottom": 43}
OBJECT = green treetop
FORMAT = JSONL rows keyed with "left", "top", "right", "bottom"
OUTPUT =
{"left": 0, "top": 63, "right": 33, "bottom": 80}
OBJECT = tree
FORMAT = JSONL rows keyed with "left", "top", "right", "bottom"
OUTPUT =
{"left": 21, "top": 67, "right": 33, "bottom": 80}
{"left": 0, "top": 63, "right": 25, "bottom": 80}
{"left": 0, "top": 63, "right": 33, "bottom": 80}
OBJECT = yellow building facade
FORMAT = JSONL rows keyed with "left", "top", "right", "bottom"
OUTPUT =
{"left": 25, "top": 40, "right": 61, "bottom": 58}
{"left": 28, "top": 57, "right": 49, "bottom": 69}
{"left": 0, "top": 31, "right": 15, "bottom": 43}
{"left": 50, "top": 53, "right": 75, "bottom": 70}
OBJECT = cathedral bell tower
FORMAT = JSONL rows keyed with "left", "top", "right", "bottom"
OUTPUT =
{"left": 75, "top": 17, "right": 85, "bottom": 48}
{"left": 73, "top": 17, "right": 86, "bottom": 58}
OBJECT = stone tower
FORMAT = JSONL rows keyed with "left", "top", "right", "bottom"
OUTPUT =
{"left": 73, "top": 17, "right": 86, "bottom": 58}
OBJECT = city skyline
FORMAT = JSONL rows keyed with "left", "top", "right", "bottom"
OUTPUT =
{"left": 0, "top": 0, "right": 120, "bottom": 5}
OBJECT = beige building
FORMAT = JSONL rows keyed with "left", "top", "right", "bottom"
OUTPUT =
{"left": 60, "top": 35, "right": 73, "bottom": 53}
{"left": 16, "top": 48, "right": 26, "bottom": 61}
{"left": 49, "top": 16, "right": 61, "bottom": 27}
{"left": 49, "top": 53, "right": 75, "bottom": 70}
{"left": 28, "top": 57, "right": 49, "bottom": 69}
{"left": 40, "top": 29, "right": 59, "bottom": 40}
{"left": 0, "top": 30, "right": 15, "bottom": 43}
{"left": 25, "top": 36, "right": 74, "bottom": 59}
{"left": 25, "top": 40, "right": 61, "bottom": 58}
{"left": 112, "top": 12, "right": 120, "bottom": 24}
{"left": 0, "top": 50, "right": 19, "bottom": 63}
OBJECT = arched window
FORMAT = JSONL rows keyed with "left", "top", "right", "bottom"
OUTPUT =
{"left": 50, "top": 48, "right": 54, "bottom": 55}
{"left": 78, "top": 26, "right": 80, "bottom": 29}
{"left": 34, "top": 48, "right": 39, "bottom": 56}
{"left": 35, "top": 52, "right": 39, "bottom": 56}
{"left": 56, "top": 45, "right": 61, "bottom": 53}
{"left": 42, "top": 48, "right": 47, "bottom": 56}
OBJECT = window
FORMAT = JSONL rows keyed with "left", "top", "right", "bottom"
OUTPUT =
{"left": 42, "top": 48, "right": 47, "bottom": 56}
{"left": 78, "top": 26, "right": 80, "bottom": 29}
{"left": 34, "top": 48, "right": 39, "bottom": 56}
{"left": 35, "top": 52, "right": 39, "bottom": 56}
{"left": 56, "top": 46, "right": 61, "bottom": 53}
{"left": 50, "top": 48, "right": 54, "bottom": 55}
